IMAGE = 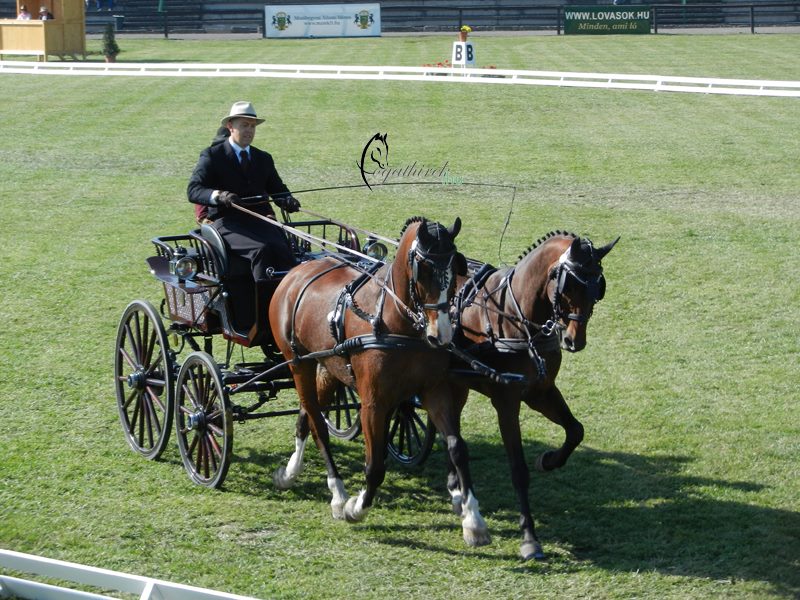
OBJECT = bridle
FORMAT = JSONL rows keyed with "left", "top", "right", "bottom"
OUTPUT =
{"left": 346, "top": 227, "right": 457, "bottom": 334}
{"left": 455, "top": 240, "right": 606, "bottom": 379}
{"left": 407, "top": 237, "right": 457, "bottom": 318}
{"left": 549, "top": 245, "right": 606, "bottom": 325}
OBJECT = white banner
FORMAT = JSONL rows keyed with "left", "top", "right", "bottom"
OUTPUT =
{"left": 265, "top": 4, "right": 380, "bottom": 38}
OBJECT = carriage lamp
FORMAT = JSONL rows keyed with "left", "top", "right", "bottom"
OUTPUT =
{"left": 169, "top": 246, "right": 199, "bottom": 281}
{"left": 363, "top": 239, "right": 388, "bottom": 261}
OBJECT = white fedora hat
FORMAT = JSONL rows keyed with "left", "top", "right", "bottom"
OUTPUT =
{"left": 221, "top": 101, "right": 265, "bottom": 126}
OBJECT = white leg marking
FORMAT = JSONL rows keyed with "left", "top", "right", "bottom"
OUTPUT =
{"left": 448, "top": 486, "right": 463, "bottom": 516}
{"left": 328, "top": 477, "right": 349, "bottom": 520}
{"left": 461, "top": 491, "right": 491, "bottom": 547}
{"left": 344, "top": 489, "right": 371, "bottom": 523}
{"left": 273, "top": 436, "right": 307, "bottom": 490}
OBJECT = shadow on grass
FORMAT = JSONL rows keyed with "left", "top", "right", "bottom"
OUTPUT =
{"left": 414, "top": 439, "right": 797, "bottom": 595}
{"left": 190, "top": 428, "right": 798, "bottom": 596}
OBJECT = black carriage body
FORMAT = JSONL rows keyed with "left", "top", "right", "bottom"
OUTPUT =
{"left": 148, "top": 230, "right": 249, "bottom": 341}
{"left": 147, "top": 218, "right": 363, "bottom": 344}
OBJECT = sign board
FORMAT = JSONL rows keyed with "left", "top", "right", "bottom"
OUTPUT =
{"left": 265, "top": 4, "right": 380, "bottom": 38}
{"left": 564, "top": 5, "right": 651, "bottom": 34}
{"left": 451, "top": 42, "right": 475, "bottom": 67}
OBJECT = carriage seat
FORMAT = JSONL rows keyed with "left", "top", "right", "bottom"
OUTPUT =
{"left": 197, "top": 223, "right": 259, "bottom": 338}
{"left": 199, "top": 223, "right": 252, "bottom": 280}
{"left": 200, "top": 223, "right": 229, "bottom": 276}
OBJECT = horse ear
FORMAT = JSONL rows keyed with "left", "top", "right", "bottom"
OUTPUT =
{"left": 448, "top": 217, "right": 462, "bottom": 239}
{"left": 595, "top": 236, "right": 620, "bottom": 260}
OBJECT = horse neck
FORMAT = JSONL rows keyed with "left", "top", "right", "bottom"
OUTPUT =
{"left": 381, "top": 224, "right": 418, "bottom": 333}
{"left": 496, "top": 240, "right": 566, "bottom": 328}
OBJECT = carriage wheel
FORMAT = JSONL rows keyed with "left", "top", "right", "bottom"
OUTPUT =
{"left": 323, "top": 383, "right": 362, "bottom": 440}
{"left": 115, "top": 300, "right": 175, "bottom": 460}
{"left": 386, "top": 396, "right": 436, "bottom": 467}
{"left": 175, "top": 352, "right": 233, "bottom": 488}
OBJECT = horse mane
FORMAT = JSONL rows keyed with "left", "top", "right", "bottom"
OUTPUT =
{"left": 400, "top": 215, "right": 427, "bottom": 235}
{"left": 517, "top": 230, "right": 578, "bottom": 262}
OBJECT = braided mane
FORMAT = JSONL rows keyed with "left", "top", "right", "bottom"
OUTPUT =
{"left": 400, "top": 215, "right": 426, "bottom": 235}
{"left": 517, "top": 230, "right": 578, "bottom": 262}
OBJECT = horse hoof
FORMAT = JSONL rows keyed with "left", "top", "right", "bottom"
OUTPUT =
{"left": 534, "top": 453, "right": 549, "bottom": 473}
{"left": 343, "top": 494, "right": 369, "bottom": 523}
{"left": 463, "top": 527, "right": 491, "bottom": 547}
{"left": 273, "top": 466, "right": 295, "bottom": 490}
{"left": 331, "top": 500, "right": 347, "bottom": 520}
{"left": 521, "top": 541, "right": 546, "bottom": 561}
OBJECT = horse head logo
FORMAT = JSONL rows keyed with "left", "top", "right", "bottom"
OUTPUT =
{"left": 358, "top": 133, "right": 389, "bottom": 190}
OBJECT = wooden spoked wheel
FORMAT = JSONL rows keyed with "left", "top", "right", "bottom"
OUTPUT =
{"left": 386, "top": 396, "right": 436, "bottom": 467}
{"left": 115, "top": 300, "right": 175, "bottom": 460}
{"left": 323, "top": 383, "right": 362, "bottom": 440}
{"left": 175, "top": 352, "right": 233, "bottom": 488}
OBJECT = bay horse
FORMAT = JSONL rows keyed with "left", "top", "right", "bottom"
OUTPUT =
{"left": 269, "top": 216, "right": 491, "bottom": 547}
{"left": 449, "top": 231, "right": 619, "bottom": 560}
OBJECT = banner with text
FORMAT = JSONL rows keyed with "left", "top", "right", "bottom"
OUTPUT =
{"left": 564, "top": 5, "right": 651, "bottom": 34}
{"left": 265, "top": 4, "right": 380, "bottom": 38}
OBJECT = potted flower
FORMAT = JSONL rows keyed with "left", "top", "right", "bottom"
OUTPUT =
{"left": 102, "top": 22, "right": 120, "bottom": 62}
{"left": 458, "top": 24, "right": 472, "bottom": 42}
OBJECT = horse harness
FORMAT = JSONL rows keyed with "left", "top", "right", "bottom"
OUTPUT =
{"left": 455, "top": 265, "right": 550, "bottom": 381}
{"left": 289, "top": 230, "right": 458, "bottom": 366}
{"left": 454, "top": 248, "right": 606, "bottom": 381}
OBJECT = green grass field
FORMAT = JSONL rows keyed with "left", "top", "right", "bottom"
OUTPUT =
{"left": 0, "top": 34, "right": 798, "bottom": 599}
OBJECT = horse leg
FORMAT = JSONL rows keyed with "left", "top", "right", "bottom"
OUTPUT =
{"left": 273, "top": 409, "right": 310, "bottom": 490}
{"left": 529, "top": 385, "right": 584, "bottom": 473}
{"left": 288, "top": 362, "right": 350, "bottom": 519}
{"left": 343, "top": 398, "right": 387, "bottom": 523}
{"left": 491, "top": 393, "right": 545, "bottom": 561}
{"left": 425, "top": 387, "right": 490, "bottom": 547}
{"left": 309, "top": 401, "right": 350, "bottom": 520}
{"left": 445, "top": 385, "right": 469, "bottom": 516}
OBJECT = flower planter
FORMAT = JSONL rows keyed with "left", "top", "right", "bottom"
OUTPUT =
{"left": 458, "top": 31, "right": 468, "bottom": 42}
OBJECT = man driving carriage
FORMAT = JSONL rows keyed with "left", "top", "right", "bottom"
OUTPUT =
{"left": 187, "top": 101, "right": 301, "bottom": 346}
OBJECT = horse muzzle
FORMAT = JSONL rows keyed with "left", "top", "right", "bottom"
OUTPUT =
{"left": 425, "top": 307, "right": 454, "bottom": 348}
{"left": 559, "top": 326, "right": 586, "bottom": 353}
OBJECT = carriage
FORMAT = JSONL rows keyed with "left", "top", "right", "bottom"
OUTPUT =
{"left": 115, "top": 200, "right": 618, "bottom": 558}
{"left": 114, "top": 207, "right": 440, "bottom": 489}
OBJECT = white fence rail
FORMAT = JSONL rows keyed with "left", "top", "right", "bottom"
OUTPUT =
{"left": 0, "top": 549, "right": 261, "bottom": 600}
{"left": 1, "top": 60, "right": 799, "bottom": 97}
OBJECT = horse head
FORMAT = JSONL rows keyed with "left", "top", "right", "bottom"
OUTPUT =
{"left": 397, "top": 216, "right": 462, "bottom": 348}
{"left": 546, "top": 234, "right": 619, "bottom": 352}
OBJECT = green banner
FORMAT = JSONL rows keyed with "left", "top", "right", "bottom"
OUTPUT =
{"left": 564, "top": 5, "right": 651, "bottom": 34}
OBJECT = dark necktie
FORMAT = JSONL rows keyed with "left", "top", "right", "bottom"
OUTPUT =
{"left": 240, "top": 150, "right": 250, "bottom": 173}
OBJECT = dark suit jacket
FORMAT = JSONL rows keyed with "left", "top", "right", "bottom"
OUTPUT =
{"left": 187, "top": 141, "right": 290, "bottom": 221}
